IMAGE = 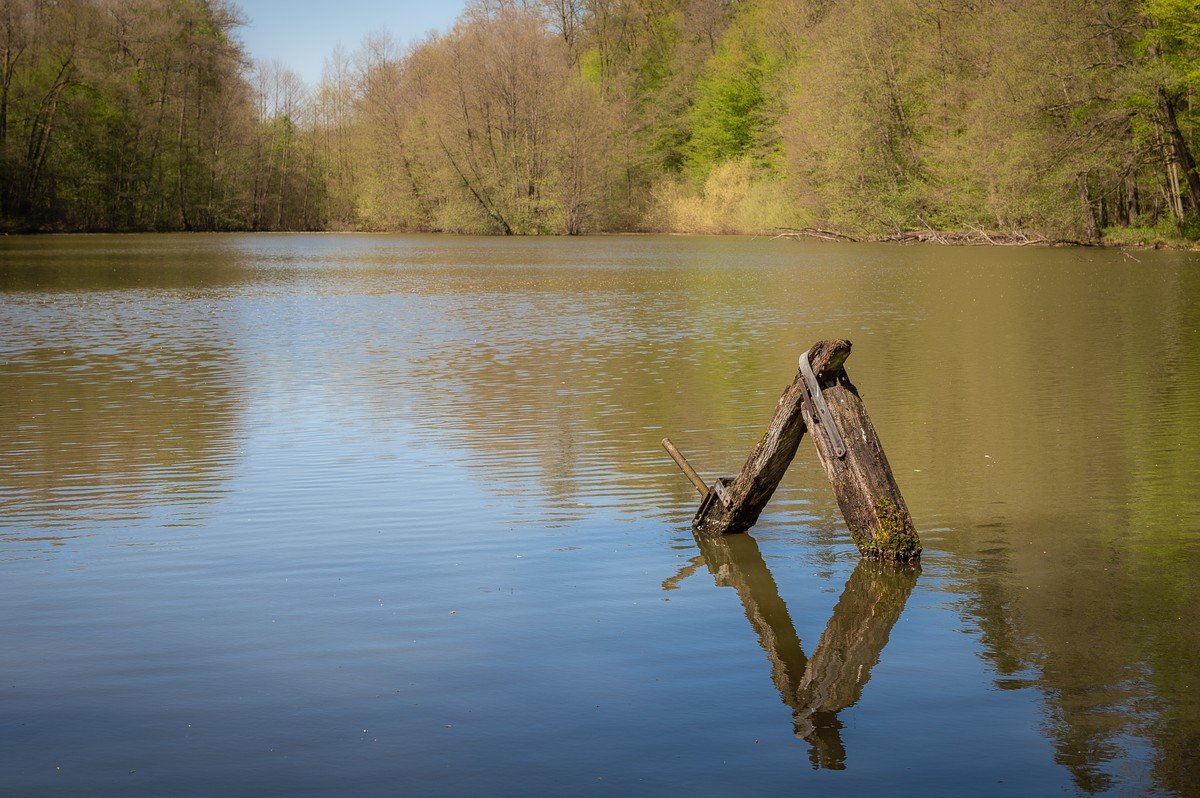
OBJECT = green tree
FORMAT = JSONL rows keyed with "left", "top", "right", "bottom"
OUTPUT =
{"left": 684, "top": 7, "right": 781, "bottom": 184}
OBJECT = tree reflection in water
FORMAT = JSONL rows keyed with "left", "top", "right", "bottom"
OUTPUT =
{"left": 665, "top": 532, "right": 917, "bottom": 769}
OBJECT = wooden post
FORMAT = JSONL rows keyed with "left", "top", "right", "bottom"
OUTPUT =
{"left": 680, "top": 338, "right": 920, "bottom": 563}
{"left": 692, "top": 339, "right": 851, "bottom": 536}
{"left": 798, "top": 347, "right": 921, "bottom": 562}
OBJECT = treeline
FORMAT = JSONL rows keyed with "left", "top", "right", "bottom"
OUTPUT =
{"left": 0, "top": 0, "right": 322, "bottom": 231}
{"left": 4, "top": 0, "right": 1200, "bottom": 240}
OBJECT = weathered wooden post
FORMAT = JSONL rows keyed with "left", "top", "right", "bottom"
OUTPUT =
{"left": 661, "top": 339, "right": 920, "bottom": 562}
{"left": 796, "top": 344, "right": 920, "bottom": 562}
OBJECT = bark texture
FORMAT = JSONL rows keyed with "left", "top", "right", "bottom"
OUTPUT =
{"left": 799, "top": 365, "right": 921, "bottom": 562}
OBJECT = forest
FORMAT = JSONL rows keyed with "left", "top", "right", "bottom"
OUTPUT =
{"left": 3, "top": 0, "right": 1200, "bottom": 242}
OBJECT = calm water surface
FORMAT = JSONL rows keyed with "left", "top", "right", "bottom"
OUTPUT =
{"left": 1, "top": 234, "right": 1198, "bottom": 796}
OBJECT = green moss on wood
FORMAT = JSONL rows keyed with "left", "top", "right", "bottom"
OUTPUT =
{"left": 863, "top": 496, "right": 922, "bottom": 562}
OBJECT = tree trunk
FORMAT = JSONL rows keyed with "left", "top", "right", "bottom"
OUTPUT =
{"left": 176, "top": 90, "right": 190, "bottom": 230}
{"left": 0, "top": 63, "right": 9, "bottom": 218}
{"left": 1078, "top": 172, "right": 1099, "bottom": 243}
{"left": 1159, "top": 87, "right": 1200, "bottom": 218}
{"left": 1124, "top": 171, "right": 1139, "bottom": 227}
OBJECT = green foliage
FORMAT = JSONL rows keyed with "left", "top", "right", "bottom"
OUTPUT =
{"left": 0, "top": 0, "right": 261, "bottom": 231}
{"left": 1102, "top": 219, "right": 1200, "bottom": 247}
{"left": 684, "top": 9, "right": 782, "bottom": 184}
{"left": 579, "top": 46, "right": 603, "bottom": 87}
{"left": 650, "top": 158, "right": 805, "bottom": 233}
{"left": 1143, "top": 0, "right": 1200, "bottom": 89}
{"left": 6, "top": 0, "right": 1200, "bottom": 239}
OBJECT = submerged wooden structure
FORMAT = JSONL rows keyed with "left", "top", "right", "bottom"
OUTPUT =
{"left": 661, "top": 339, "right": 920, "bottom": 562}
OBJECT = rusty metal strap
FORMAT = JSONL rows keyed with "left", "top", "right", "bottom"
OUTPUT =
{"left": 799, "top": 349, "right": 847, "bottom": 459}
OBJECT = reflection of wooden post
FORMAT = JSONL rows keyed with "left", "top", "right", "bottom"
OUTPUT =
{"left": 793, "top": 560, "right": 918, "bottom": 769}
{"left": 671, "top": 534, "right": 917, "bottom": 769}
{"left": 692, "top": 533, "right": 808, "bottom": 702}
{"left": 673, "top": 338, "right": 920, "bottom": 562}
{"left": 693, "top": 340, "right": 851, "bottom": 536}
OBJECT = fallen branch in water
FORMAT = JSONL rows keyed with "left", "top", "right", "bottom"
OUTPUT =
{"left": 771, "top": 226, "right": 1082, "bottom": 246}
{"left": 771, "top": 227, "right": 861, "bottom": 242}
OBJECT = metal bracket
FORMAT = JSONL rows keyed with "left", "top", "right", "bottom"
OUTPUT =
{"left": 712, "top": 478, "right": 733, "bottom": 510}
{"left": 799, "top": 349, "right": 847, "bottom": 459}
{"left": 693, "top": 476, "right": 735, "bottom": 529}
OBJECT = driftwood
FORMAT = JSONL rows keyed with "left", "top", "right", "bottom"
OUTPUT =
{"left": 665, "top": 339, "right": 919, "bottom": 562}
{"left": 881, "top": 228, "right": 1052, "bottom": 246}
{"left": 771, "top": 227, "right": 859, "bottom": 243}
{"left": 771, "top": 226, "right": 1073, "bottom": 246}
{"left": 665, "top": 532, "right": 918, "bottom": 768}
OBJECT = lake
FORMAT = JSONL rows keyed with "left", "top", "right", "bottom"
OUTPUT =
{"left": 1, "top": 234, "right": 1198, "bottom": 796}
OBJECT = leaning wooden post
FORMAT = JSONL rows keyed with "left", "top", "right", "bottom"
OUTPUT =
{"left": 690, "top": 339, "right": 852, "bottom": 536}
{"left": 668, "top": 339, "right": 920, "bottom": 562}
{"left": 798, "top": 344, "right": 920, "bottom": 562}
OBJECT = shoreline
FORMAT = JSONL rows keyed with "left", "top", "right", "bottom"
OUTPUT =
{"left": 2, "top": 226, "right": 1197, "bottom": 250}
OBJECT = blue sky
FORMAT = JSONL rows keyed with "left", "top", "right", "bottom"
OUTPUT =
{"left": 234, "top": 0, "right": 467, "bottom": 85}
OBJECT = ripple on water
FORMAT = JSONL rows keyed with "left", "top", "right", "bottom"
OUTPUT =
{"left": 1, "top": 234, "right": 1198, "bottom": 796}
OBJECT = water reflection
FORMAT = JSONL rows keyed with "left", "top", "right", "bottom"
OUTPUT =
{"left": 0, "top": 234, "right": 271, "bottom": 292}
{"left": 0, "top": 258, "right": 245, "bottom": 539}
{"left": 384, "top": 236, "right": 1199, "bottom": 793}
{"left": 957, "top": 513, "right": 1200, "bottom": 795}
{"left": 667, "top": 531, "right": 917, "bottom": 769}
{"left": 3, "top": 234, "right": 1199, "bottom": 793}
{"left": 0, "top": 336, "right": 242, "bottom": 536}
